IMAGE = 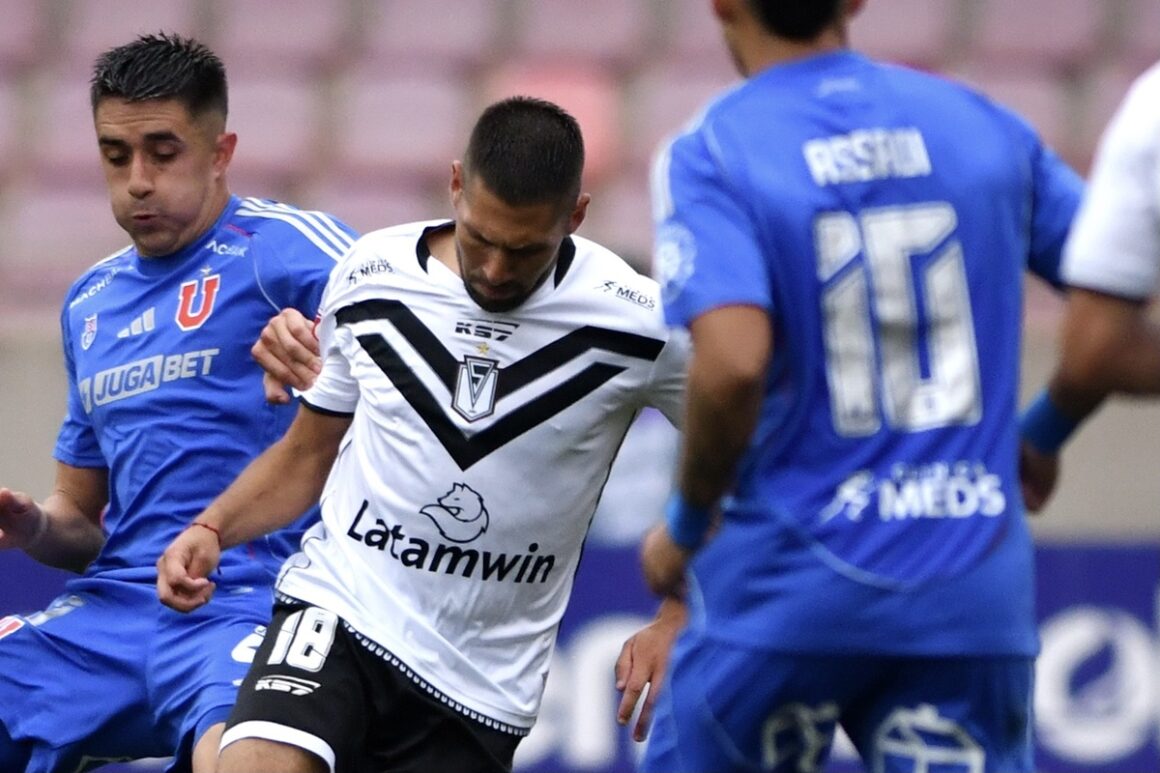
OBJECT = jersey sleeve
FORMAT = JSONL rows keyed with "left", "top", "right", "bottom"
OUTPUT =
{"left": 52, "top": 298, "right": 107, "bottom": 469}
{"left": 299, "top": 253, "right": 361, "bottom": 416}
{"left": 641, "top": 327, "right": 689, "bottom": 428}
{"left": 1023, "top": 137, "right": 1085, "bottom": 287}
{"left": 651, "top": 127, "right": 773, "bottom": 329}
{"left": 252, "top": 207, "right": 359, "bottom": 317}
{"left": 1061, "top": 66, "right": 1160, "bottom": 299}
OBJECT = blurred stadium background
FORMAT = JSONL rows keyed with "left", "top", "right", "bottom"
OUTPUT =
{"left": 1, "top": 0, "right": 1159, "bottom": 771}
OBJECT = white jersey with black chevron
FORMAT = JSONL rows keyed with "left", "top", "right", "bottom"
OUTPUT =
{"left": 276, "top": 219, "right": 687, "bottom": 732}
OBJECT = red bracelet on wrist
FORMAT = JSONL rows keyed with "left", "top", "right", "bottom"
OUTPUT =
{"left": 189, "top": 521, "right": 223, "bottom": 548}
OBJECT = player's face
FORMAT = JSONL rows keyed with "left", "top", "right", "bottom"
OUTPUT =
{"left": 451, "top": 162, "right": 588, "bottom": 313}
{"left": 94, "top": 97, "right": 236, "bottom": 257}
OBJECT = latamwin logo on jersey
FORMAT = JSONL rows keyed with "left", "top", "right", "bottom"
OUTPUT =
{"left": 346, "top": 493, "right": 557, "bottom": 585}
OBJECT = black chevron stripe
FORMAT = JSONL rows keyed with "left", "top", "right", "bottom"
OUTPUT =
{"left": 335, "top": 299, "right": 665, "bottom": 469}
{"left": 337, "top": 299, "right": 664, "bottom": 396}
{"left": 357, "top": 332, "right": 626, "bottom": 469}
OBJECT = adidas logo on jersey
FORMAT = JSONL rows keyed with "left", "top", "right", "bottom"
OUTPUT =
{"left": 116, "top": 307, "right": 156, "bottom": 338}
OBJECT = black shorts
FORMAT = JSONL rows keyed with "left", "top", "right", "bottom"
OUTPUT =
{"left": 222, "top": 601, "right": 523, "bottom": 773}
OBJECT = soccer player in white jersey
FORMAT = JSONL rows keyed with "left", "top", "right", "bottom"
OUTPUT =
{"left": 1021, "top": 60, "right": 1160, "bottom": 509}
{"left": 157, "top": 96, "right": 688, "bottom": 773}
{"left": 638, "top": 0, "right": 1084, "bottom": 771}
{"left": 0, "top": 34, "right": 356, "bottom": 773}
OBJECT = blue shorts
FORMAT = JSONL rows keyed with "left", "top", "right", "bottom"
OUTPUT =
{"left": 0, "top": 574, "right": 272, "bottom": 773}
{"left": 642, "top": 632, "right": 1034, "bottom": 773}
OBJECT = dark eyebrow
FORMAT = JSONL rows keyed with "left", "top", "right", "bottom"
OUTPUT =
{"left": 463, "top": 222, "right": 551, "bottom": 253}
{"left": 97, "top": 131, "right": 183, "bottom": 148}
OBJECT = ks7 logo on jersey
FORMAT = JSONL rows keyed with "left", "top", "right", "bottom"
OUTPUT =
{"left": 176, "top": 273, "right": 221, "bottom": 331}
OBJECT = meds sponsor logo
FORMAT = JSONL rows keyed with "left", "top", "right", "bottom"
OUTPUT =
{"left": 821, "top": 461, "right": 1005, "bottom": 523}
{"left": 346, "top": 257, "right": 394, "bottom": 284}
{"left": 595, "top": 281, "right": 656, "bottom": 310}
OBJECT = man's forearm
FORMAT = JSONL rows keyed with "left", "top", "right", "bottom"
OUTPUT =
{"left": 197, "top": 436, "right": 334, "bottom": 548}
{"left": 26, "top": 496, "right": 105, "bottom": 572}
{"left": 196, "top": 408, "right": 348, "bottom": 547}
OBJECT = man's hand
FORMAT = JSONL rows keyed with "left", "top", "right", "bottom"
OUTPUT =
{"left": 1020, "top": 441, "right": 1059, "bottom": 513}
{"left": 252, "top": 308, "right": 322, "bottom": 404}
{"left": 157, "top": 523, "right": 222, "bottom": 612}
{"left": 615, "top": 597, "right": 687, "bottom": 742}
{"left": 640, "top": 523, "right": 691, "bottom": 598}
{"left": 0, "top": 488, "right": 46, "bottom": 551}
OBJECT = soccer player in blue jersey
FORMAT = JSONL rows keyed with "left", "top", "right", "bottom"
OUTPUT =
{"left": 0, "top": 33, "right": 356, "bottom": 773}
{"left": 638, "top": 1, "right": 1084, "bottom": 770}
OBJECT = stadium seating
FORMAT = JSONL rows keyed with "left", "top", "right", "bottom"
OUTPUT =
{"left": 0, "top": 0, "right": 1145, "bottom": 321}
{"left": 226, "top": 74, "right": 324, "bottom": 194}
{"left": 0, "top": 183, "right": 126, "bottom": 311}
{"left": 506, "top": 0, "right": 657, "bottom": 72}
{"left": 359, "top": 0, "right": 502, "bottom": 73}
{"left": 967, "top": 0, "right": 1109, "bottom": 70}
{"left": 850, "top": 0, "right": 964, "bottom": 70}
{"left": 0, "top": 0, "right": 47, "bottom": 74}
{"left": 330, "top": 61, "right": 474, "bottom": 186}
{"left": 60, "top": 0, "right": 206, "bottom": 69}
{"left": 210, "top": 0, "right": 353, "bottom": 75}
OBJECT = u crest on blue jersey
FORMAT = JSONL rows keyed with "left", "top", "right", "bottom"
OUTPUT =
{"left": 176, "top": 273, "right": 221, "bottom": 331}
{"left": 81, "top": 314, "right": 98, "bottom": 350}
{"left": 453, "top": 356, "right": 499, "bottom": 421}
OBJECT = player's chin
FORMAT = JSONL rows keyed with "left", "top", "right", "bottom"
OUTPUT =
{"left": 468, "top": 284, "right": 526, "bottom": 313}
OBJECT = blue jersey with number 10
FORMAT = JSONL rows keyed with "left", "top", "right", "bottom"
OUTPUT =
{"left": 653, "top": 51, "right": 1083, "bottom": 655}
{"left": 54, "top": 196, "right": 357, "bottom": 584}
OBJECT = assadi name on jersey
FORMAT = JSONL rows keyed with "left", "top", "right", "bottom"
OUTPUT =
{"left": 77, "top": 348, "right": 221, "bottom": 413}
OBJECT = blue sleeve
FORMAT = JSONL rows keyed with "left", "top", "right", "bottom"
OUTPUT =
{"left": 52, "top": 296, "right": 106, "bottom": 469}
{"left": 652, "top": 128, "right": 773, "bottom": 330}
{"left": 1025, "top": 136, "right": 1085, "bottom": 287}
{"left": 253, "top": 212, "right": 359, "bottom": 317}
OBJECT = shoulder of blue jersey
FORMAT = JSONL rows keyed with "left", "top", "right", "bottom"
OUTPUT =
{"left": 234, "top": 197, "right": 358, "bottom": 263}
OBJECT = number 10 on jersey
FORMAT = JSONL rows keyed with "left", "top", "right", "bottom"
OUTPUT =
{"left": 815, "top": 203, "right": 982, "bottom": 437}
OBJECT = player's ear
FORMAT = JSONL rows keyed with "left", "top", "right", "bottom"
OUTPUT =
{"left": 213, "top": 131, "right": 238, "bottom": 175}
{"left": 449, "top": 161, "right": 464, "bottom": 206}
{"left": 565, "top": 192, "right": 590, "bottom": 234}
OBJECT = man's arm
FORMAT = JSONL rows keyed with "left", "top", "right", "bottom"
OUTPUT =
{"left": 1054, "top": 289, "right": 1160, "bottom": 401}
{"left": 641, "top": 305, "right": 771, "bottom": 596}
{"left": 157, "top": 403, "right": 352, "bottom": 611}
{"left": 615, "top": 596, "right": 688, "bottom": 742}
{"left": 0, "top": 463, "right": 107, "bottom": 573}
{"left": 1021, "top": 288, "right": 1160, "bottom": 510}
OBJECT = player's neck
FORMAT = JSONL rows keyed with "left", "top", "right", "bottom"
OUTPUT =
{"left": 739, "top": 27, "right": 848, "bottom": 77}
{"left": 426, "top": 226, "right": 460, "bottom": 276}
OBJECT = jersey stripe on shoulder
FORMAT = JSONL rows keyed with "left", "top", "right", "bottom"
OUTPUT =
{"left": 235, "top": 197, "right": 356, "bottom": 262}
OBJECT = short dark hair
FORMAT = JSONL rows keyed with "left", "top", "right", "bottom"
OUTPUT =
{"left": 463, "top": 96, "right": 585, "bottom": 207}
{"left": 746, "top": 0, "right": 844, "bottom": 41}
{"left": 90, "top": 32, "right": 227, "bottom": 120}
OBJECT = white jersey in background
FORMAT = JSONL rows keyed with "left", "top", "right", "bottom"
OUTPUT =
{"left": 1063, "top": 61, "right": 1160, "bottom": 298}
{"left": 277, "top": 220, "right": 687, "bottom": 733}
